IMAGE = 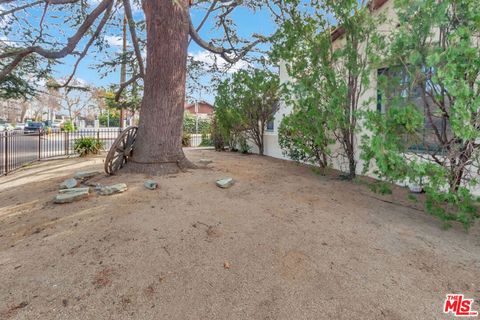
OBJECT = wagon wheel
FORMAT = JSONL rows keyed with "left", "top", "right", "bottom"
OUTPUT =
{"left": 105, "top": 126, "right": 138, "bottom": 175}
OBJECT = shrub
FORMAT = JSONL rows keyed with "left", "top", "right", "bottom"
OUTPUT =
{"left": 199, "top": 133, "right": 213, "bottom": 147}
{"left": 182, "top": 132, "right": 191, "bottom": 147}
{"left": 238, "top": 135, "right": 251, "bottom": 154}
{"left": 63, "top": 120, "right": 75, "bottom": 132}
{"left": 211, "top": 116, "right": 225, "bottom": 151}
{"left": 74, "top": 137, "right": 103, "bottom": 156}
{"left": 278, "top": 111, "right": 331, "bottom": 168}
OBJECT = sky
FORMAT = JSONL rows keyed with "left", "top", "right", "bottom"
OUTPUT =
{"left": 0, "top": 1, "right": 278, "bottom": 105}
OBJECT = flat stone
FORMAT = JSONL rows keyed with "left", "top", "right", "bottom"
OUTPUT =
{"left": 54, "top": 189, "right": 89, "bottom": 204}
{"left": 216, "top": 178, "right": 235, "bottom": 189}
{"left": 59, "top": 178, "right": 78, "bottom": 190}
{"left": 59, "top": 187, "right": 90, "bottom": 194}
{"left": 73, "top": 171, "right": 101, "bottom": 180}
{"left": 198, "top": 159, "right": 213, "bottom": 166}
{"left": 144, "top": 180, "right": 158, "bottom": 190}
{"left": 99, "top": 183, "right": 127, "bottom": 196}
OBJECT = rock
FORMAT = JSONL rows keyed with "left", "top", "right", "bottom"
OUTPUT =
{"left": 59, "top": 178, "right": 78, "bottom": 190}
{"left": 73, "top": 171, "right": 101, "bottom": 180}
{"left": 198, "top": 159, "right": 213, "bottom": 166}
{"left": 216, "top": 178, "right": 235, "bottom": 189}
{"left": 408, "top": 184, "right": 423, "bottom": 193}
{"left": 144, "top": 180, "right": 158, "bottom": 190}
{"left": 54, "top": 188, "right": 89, "bottom": 203}
{"left": 59, "top": 187, "right": 90, "bottom": 194}
{"left": 99, "top": 183, "right": 127, "bottom": 196}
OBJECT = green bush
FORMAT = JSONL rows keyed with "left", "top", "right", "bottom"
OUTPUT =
{"left": 238, "top": 135, "right": 251, "bottom": 154}
{"left": 63, "top": 120, "right": 75, "bottom": 132}
{"left": 278, "top": 111, "right": 331, "bottom": 168}
{"left": 199, "top": 133, "right": 213, "bottom": 147}
{"left": 182, "top": 132, "right": 191, "bottom": 147}
{"left": 74, "top": 137, "right": 103, "bottom": 156}
{"left": 211, "top": 116, "right": 225, "bottom": 151}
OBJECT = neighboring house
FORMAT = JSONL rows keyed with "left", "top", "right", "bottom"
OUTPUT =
{"left": 261, "top": 0, "right": 396, "bottom": 169}
{"left": 184, "top": 101, "right": 214, "bottom": 119}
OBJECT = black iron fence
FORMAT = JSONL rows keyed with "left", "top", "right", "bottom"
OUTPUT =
{"left": 0, "top": 127, "right": 213, "bottom": 175}
{"left": 0, "top": 128, "right": 121, "bottom": 175}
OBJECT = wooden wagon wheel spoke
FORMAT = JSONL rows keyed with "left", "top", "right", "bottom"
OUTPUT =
{"left": 105, "top": 126, "right": 138, "bottom": 175}
{"left": 112, "top": 154, "right": 125, "bottom": 171}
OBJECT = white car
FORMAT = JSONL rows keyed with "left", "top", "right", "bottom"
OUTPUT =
{"left": 4, "top": 123, "right": 14, "bottom": 131}
{"left": 15, "top": 123, "right": 25, "bottom": 130}
{"left": 51, "top": 121, "right": 62, "bottom": 129}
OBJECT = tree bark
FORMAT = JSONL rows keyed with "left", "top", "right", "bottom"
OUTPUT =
{"left": 125, "top": 0, "right": 195, "bottom": 174}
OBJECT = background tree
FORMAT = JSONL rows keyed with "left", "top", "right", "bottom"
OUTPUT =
{"left": 272, "top": 0, "right": 380, "bottom": 179}
{"left": 0, "top": 0, "right": 272, "bottom": 174}
{"left": 215, "top": 69, "right": 280, "bottom": 155}
{"left": 361, "top": 0, "right": 480, "bottom": 229}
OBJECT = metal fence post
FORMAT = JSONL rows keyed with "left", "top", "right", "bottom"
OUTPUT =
{"left": 65, "top": 131, "right": 69, "bottom": 156}
{"left": 4, "top": 132, "right": 8, "bottom": 175}
{"left": 38, "top": 132, "right": 41, "bottom": 160}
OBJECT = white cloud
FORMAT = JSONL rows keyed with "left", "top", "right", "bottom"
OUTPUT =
{"left": 190, "top": 50, "right": 249, "bottom": 73}
{"left": 105, "top": 35, "right": 124, "bottom": 47}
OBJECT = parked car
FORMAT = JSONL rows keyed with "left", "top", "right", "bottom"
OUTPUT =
{"left": 3, "top": 123, "right": 14, "bottom": 131}
{"left": 51, "top": 121, "right": 62, "bottom": 130}
{"left": 15, "top": 123, "right": 25, "bottom": 130}
{"left": 24, "top": 122, "right": 45, "bottom": 135}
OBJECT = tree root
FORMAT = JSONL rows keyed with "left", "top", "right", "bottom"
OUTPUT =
{"left": 121, "top": 156, "right": 197, "bottom": 175}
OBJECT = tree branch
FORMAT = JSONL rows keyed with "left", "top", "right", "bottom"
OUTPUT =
{"left": 123, "top": 0, "right": 144, "bottom": 76}
{"left": 188, "top": 15, "right": 267, "bottom": 64}
{"left": 115, "top": 74, "right": 141, "bottom": 101}
{"left": 61, "top": 0, "right": 114, "bottom": 87}
{"left": 0, "top": 0, "right": 113, "bottom": 81}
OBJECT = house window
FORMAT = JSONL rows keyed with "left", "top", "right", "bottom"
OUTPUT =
{"left": 266, "top": 119, "right": 274, "bottom": 132}
{"left": 377, "top": 67, "right": 450, "bottom": 153}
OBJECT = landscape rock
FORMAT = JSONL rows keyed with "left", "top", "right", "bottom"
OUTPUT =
{"left": 54, "top": 188, "right": 89, "bottom": 204}
{"left": 99, "top": 183, "right": 127, "bottom": 196}
{"left": 59, "top": 187, "right": 90, "bottom": 194}
{"left": 59, "top": 178, "right": 78, "bottom": 190}
{"left": 216, "top": 178, "right": 235, "bottom": 189}
{"left": 144, "top": 180, "right": 158, "bottom": 190}
{"left": 74, "top": 171, "right": 101, "bottom": 180}
{"left": 198, "top": 159, "right": 213, "bottom": 166}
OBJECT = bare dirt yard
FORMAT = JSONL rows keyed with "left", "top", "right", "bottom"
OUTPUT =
{"left": 0, "top": 149, "right": 479, "bottom": 319}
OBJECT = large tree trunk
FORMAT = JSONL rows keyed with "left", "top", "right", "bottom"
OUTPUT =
{"left": 126, "top": 0, "right": 194, "bottom": 174}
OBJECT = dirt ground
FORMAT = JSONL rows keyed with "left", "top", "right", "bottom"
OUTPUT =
{"left": 0, "top": 149, "right": 479, "bottom": 320}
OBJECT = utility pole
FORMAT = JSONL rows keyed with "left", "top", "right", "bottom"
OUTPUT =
{"left": 119, "top": 14, "right": 127, "bottom": 129}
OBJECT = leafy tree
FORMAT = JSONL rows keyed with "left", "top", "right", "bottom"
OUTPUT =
{"left": 361, "top": 0, "right": 480, "bottom": 229}
{"left": 105, "top": 85, "right": 141, "bottom": 124}
{"left": 272, "top": 0, "right": 380, "bottom": 178}
{"left": 0, "top": 0, "right": 271, "bottom": 174}
{"left": 0, "top": 43, "right": 50, "bottom": 100}
{"left": 214, "top": 81, "right": 243, "bottom": 151}
{"left": 215, "top": 69, "right": 280, "bottom": 155}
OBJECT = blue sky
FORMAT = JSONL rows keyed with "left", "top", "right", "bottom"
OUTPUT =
{"left": 0, "top": 1, "right": 277, "bottom": 104}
